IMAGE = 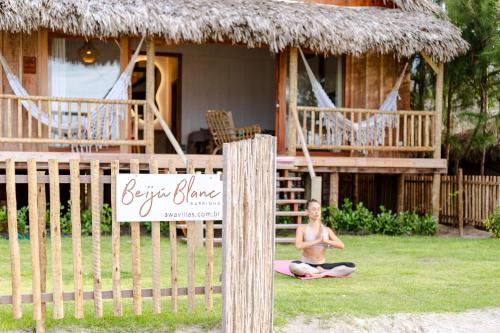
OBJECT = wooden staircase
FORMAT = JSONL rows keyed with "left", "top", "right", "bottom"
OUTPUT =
{"left": 177, "top": 169, "right": 306, "bottom": 244}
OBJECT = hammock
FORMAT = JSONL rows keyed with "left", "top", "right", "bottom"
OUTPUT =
{"left": 299, "top": 49, "right": 408, "bottom": 146}
{"left": 0, "top": 37, "right": 145, "bottom": 148}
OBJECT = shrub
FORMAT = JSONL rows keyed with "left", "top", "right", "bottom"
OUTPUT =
{"left": 17, "top": 206, "right": 29, "bottom": 236}
{"left": 0, "top": 206, "right": 6, "bottom": 231}
{"left": 484, "top": 205, "right": 500, "bottom": 238}
{"left": 324, "top": 199, "right": 373, "bottom": 234}
{"left": 144, "top": 221, "right": 170, "bottom": 234}
{"left": 324, "top": 200, "right": 437, "bottom": 236}
{"left": 81, "top": 204, "right": 113, "bottom": 235}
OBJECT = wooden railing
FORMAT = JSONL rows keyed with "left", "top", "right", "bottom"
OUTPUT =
{"left": 0, "top": 94, "right": 154, "bottom": 150}
{"left": 296, "top": 106, "right": 436, "bottom": 153}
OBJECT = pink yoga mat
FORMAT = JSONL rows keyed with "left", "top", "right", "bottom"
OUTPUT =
{"left": 273, "top": 260, "right": 351, "bottom": 280}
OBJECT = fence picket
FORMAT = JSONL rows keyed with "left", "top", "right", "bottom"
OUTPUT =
{"left": 49, "top": 160, "right": 64, "bottom": 319}
{"left": 205, "top": 160, "right": 214, "bottom": 311}
{"left": 150, "top": 158, "right": 161, "bottom": 314}
{"left": 110, "top": 160, "right": 122, "bottom": 316}
{"left": 168, "top": 160, "right": 178, "bottom": 312}
{"left": 28, "top": 159, "right": 42, "bottom": 320}
{"left": 187, "top": 161, "right": 196, "bottom": 312}
{"left": 91, "top": 160, "right": 103, "bottom": 317}
{"left": 70, "top": 160, "right": 84, "bottom": 318}
{"left": 130, "top": 159, "right": 142, "bottom": 315}
{"left": 6, "top": 160, "right": 22, "bottom": 319}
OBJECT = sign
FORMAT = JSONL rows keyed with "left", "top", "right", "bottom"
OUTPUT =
{"left": 116, "top": 174, "right": 223, "bottom": 222}
{"left": 23, "top": 56, "right": 36, "bottom": 74}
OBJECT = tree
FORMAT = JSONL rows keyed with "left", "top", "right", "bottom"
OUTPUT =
{"left": 445, "top": 0, "right": 500, "bottom": 174}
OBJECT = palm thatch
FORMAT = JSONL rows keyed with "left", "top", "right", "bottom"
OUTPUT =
{"left": 0, "top": 0, "right": 468, "bottom": 61}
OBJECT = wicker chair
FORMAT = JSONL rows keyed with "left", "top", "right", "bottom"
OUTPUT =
{"left": 205, "top": 110, "right": 261, "bottom": 154}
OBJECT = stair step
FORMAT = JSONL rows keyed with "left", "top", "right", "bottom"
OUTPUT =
{"left": 277, "top": 177, "right": 302, "bottom": 181}
{"left": 276, "top": 199, "right": 307, "bottom": 205}
{"left": 276, "top": 188, "right": 305, "bottom": 192}
{"left": 276, "top": 211, "right": 308, "bottom": 217}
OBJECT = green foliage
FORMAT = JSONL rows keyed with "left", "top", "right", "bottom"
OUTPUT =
{"left": 324, "top": 199, "right": 437, "bottom": 236}
{"left": 144, "top": 221, "right": 170, "bottom": 234}
{"left": 0, "top": 206, "right": 6, "bottom": 230}
{"left": 324, "top": 199, "right": 374, "bottom": 235}
{"left": 276, "top": 204, "right": 294, "bottom": 225}
{"left": 484, "top": 205, "right": 500, "bottom": 238}
{"left": 16, "top": 206, "right": 29, "bottom": 236}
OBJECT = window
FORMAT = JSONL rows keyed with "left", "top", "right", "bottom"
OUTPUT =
{"left": 49, "top": 37, "right": 120, "bottom": 98}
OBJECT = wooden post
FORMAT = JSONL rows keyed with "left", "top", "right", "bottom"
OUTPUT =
{"left": 150, "top": 158, "right": 161, "bottom": 314}
{"left": 204, "top": 161, "right": 214, "bottom": 311}
{"left": 48, "top": 160, "right": 64, "bottom": 319}
{"left": 110, "top": 160, "right": 122, "bottom": 316}
{"left": 457, "top": 168, "right": 464, "bottom": 237}
{"left": 28, "top": 159, "right": 42, "bottom": 321}
{"left": 275, "top": 52, "right": 287, "bottom": 154}
{"left": 434, "top": 63, "right": 444, "bottom": 159}
{"left": 145, "top": 39, "right": 155, "bottom": 154}
{"left": 36, "top": 171, "right": 47, "bottom": 331}
{"left": 431, "top": 172, "right": 441, "bottom": 225}
{"left": 187, "top": 162, "right": 196, "bottom": 312}
{"left": 70, "top": 160, "right": 84, "bottom": 319}
{"left": 168, "top": 160, "right": 178, "bottom": 312}
{"left": 397, "top": 174, "right": 405, "bottom": 212}
{"left": 287, "top": 48, "right": 298, "bottom": 156}
{"left": 222, "top": 135, "right": 276, "bottom": 333}
{"left": 353, "top": 174, "right": 360, "bottom": 205}
{"left": 130, "top": 159, "right": 142, "bottom": 315}
{"left": 90, "top": 160, "right": 103, "bottom": 318}
{"left": 329, "top": 172, "right": 339, "bottom": 208}
{"left": 5, "top": 160, "right": 22, "bottom": 319}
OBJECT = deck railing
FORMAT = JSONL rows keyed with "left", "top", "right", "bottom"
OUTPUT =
{"left": 0, "top": 94, "right": 153, "bottom": 150}
{"left": 296, "top": 106, "right": 436, "bottom": 153}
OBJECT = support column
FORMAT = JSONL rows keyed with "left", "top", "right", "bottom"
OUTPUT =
{"left": 329, "top": 172, "right": 339, "bottom": 208}
{"left": 145, "top": 39, "right": 155, "bottom": 154}
{"left": 287, "top": 48, "right": 298, "bottom": 156}
{"left": 397, "top": 174, "right": 405, "bottom": 212}
{"left": 434, "top": 63, "right": 444, "bottom": 159}
{"left": 119, "top": 36, "right": 130, "bottom": 153}
{"left": 275, "top": 52, "right": 287, "bottom": 154}
{"left": 431, "top": 172, "right": 441, "bottom": 224}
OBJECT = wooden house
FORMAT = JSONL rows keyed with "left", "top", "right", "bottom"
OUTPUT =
{"left": 0, "top": 0, "right": 468, "bottom": 219}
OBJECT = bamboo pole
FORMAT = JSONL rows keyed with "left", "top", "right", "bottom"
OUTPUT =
{"left": 397, "top": 174, "right": 405, "bottom": 213}
{"left": 70, "top": 160, "right": 84, "bottom": 318}
{"left": 48, "top": 160, "right": 64, "bottom": 319}
{"left": 6, "top": 160, "right": 22, "bottom": 319}
{"left": 110, "top": 160, "right": 122, "bottom": 316}
{"left": 431, "top": 173, "right": 441, "bottom": 224}
{"left": 150, "top": 158, "right": 161, "bottom": 314}
{"left": 91, "top": 160, "right": 103, "bottom": 318}
{"left": 130, "top": 159, "right": 142, "bottom": 315}
{"left": 168, "top": 160, "right": 178, "bottom": 312}
{"left": 28, "top": 159, "right": 42, "bottom": 320}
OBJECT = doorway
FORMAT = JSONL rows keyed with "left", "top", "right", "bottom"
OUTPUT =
{"left": 131, "top": 53, "right": 182, "bottom": 153}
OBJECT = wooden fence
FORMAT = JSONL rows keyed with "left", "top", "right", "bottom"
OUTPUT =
{"left": 0, "top": 158, "right": 219, "bottom": 328}
{"left": 404, "top": 173, "right": 500, "bottom": 227}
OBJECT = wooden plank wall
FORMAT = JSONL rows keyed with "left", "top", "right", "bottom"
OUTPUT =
{"left": 0, "top": 31, "right": 48, "bottom": 152}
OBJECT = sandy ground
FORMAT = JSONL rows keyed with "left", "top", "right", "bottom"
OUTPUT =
{"left": 438, "top": 224, "right": 491, "bottom": 238}
{"left": 177, "top": 307, "right": 500, "bottom": 333}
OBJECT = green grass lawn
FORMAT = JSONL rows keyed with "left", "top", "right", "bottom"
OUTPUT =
{"left": 0, "top": 235, "right": 499, "bottom": 331}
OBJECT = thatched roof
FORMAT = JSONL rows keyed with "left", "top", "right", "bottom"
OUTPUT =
{"left": 0, "top": 0, "right": 468, "bottom": 62}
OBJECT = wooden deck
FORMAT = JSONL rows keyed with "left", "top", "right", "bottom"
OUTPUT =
{"left": 0, "top": 152, "right": 446, "bottom": 174}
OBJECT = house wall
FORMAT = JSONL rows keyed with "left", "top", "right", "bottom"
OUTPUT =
{"left": 152, "top": 43, "right": 277, "bottom": 147}
{"left": 344, "top": 52, "right": 411, "bottom": 110}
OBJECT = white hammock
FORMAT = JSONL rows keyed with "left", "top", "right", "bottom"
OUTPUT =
{"left": 0, "top": 37, "right": 145, "bottom": 147}
{"left": 299, "top": 49, "right": 408, "bottom": 146}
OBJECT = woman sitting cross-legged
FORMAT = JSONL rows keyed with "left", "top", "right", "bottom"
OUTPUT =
{"left": 289, "top": 199, "right": 356, "bottom": 278}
